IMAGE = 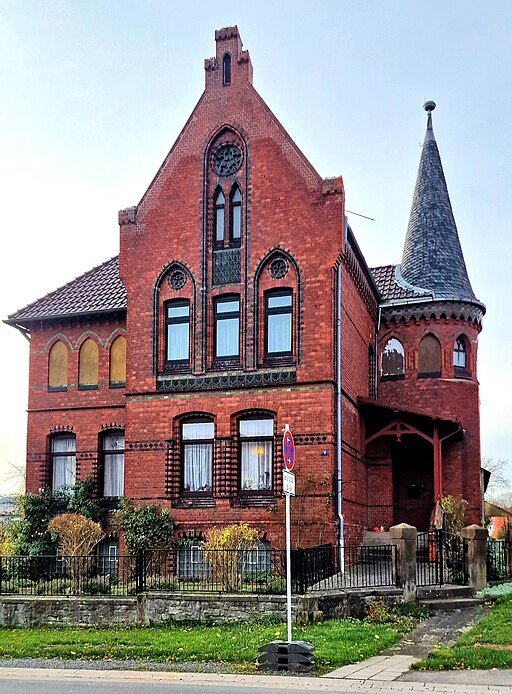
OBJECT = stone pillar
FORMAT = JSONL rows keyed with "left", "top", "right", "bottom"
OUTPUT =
{"left": 389, "top": 523, "right": 417, "bottom": 602}
{"left": 461, "top": 524, "right": 487, "bottom": 591}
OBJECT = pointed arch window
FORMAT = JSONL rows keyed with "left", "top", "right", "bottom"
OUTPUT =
{"left": 230, "top": 185, "right": 242, "bottom": 245}
{"left": 214, "top": 188, "right": 225, "bottom": 246}
{"left": 223, "top": 53, "right": 231, "bottom": 85}
{"left": 109, "top": 335, "right": 126, "bottom": 387}
{"left": 454, "top": 336, "right": 468, "bottom": 378}
{"left": 48, "top": 340, "right": 68, "bottom": 391}
{"left": 381, "top": 338, "right": 405, "bottom": 380}
{"left": 78, "top": 338, "right": 99, "bottom": 389}
{"left": 418, "top": 334, "right": 441, "bottom": 378}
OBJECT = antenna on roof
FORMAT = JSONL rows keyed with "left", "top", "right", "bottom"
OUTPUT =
{"left": 345, "top": 210, "right": 375, "bottom": 222}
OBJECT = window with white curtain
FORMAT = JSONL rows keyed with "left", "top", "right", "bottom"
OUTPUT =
{"left": 102, "top": 431, "right": 124, "bottom": 497}
{"left": 239, "top": 418, "right": 273, "bottom": 492}
{"left": 51, "top": 434, "right": 76, "bottom": 490}
{"left": 265, "top": 291, "right": 292, "bottom": 356}
{"left": 214, "top": 296, "right": 240, "bottom": 360}
{"left": 166, "top": 300, "right": 190, "bottom": 364}
{"left": 182, "top": 420, "right": 214, "bottom": 493}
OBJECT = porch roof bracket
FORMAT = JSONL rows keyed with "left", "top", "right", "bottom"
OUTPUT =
{"left": 364, "top": 417, "right": 434, "bottom": 446}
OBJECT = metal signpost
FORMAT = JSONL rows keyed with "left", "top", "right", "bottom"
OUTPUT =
{"left": 282, "top": 425, "right": 295, "bottom": 643}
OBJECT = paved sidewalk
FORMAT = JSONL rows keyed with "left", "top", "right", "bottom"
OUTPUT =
{"left": 324, "top": 604, "right": 488, "bottom": 682}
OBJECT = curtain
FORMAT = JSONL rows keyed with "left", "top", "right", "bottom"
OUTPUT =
{"left": 167, "top": 322, "right": 189, "bottom": 361}
{"left": 52, "top": 436, "right": 76, "bottom": 489}
{"left": 216, "top": 317, "right": 239, "bottom": 357}
{"left": 239, "top": 419, "right": 273, "bottom": 437}
{"left": 241, "top": 440, "right": 272, "bottom": 490}
{"left": 184, "top": 443, "right": 212, "bottom": 491}
{"left": 267, "top": 313, "right": 291, "bottom": 353}
{"left": 103, "top": 433, "right": 124, "bottom": 497}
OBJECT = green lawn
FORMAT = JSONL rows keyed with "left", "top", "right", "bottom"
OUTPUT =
{"left": 415, "top": 593, "right": 512, "bottom": 670}
{"left": 0, "top": 616, "right": 414, "bottom": 674}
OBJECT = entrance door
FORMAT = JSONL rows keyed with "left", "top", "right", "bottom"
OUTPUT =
{"left": 392, "top": 438, "right": 433, "bottom": 531}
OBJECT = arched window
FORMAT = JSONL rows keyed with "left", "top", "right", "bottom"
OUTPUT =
{"left": 381, "top": 338, "right": 405, "bottom": 380}
{"left": 101, "top": 430, "right": 124, "bottom": 497}
{"left": 454, "top": 336, "right": 468, "bottom": 377}
{"left": 182, "top": 418, "right": 214, "bottom": 494}
{"left": 78, "top": 338, "right": 99, "bottom": 389}
{"left": 418, "top": 334, "right": 441, "bottom": 378}
{"left": 230, "top": 185, "right": 242, "bottom": 244}
{"left": 222, "top": 53, "right": 231, "bottom": 85}
{"left": 214, "top": 188, "right": 225, "bottom": 246}
{"left": 48, "top": 340, "right": 68, "bottom": 390}
{"left": 109, "top": 335, "right": 126, "bottom": 386}
{"left": 50, "top": 433, "right": 76, "bottom": 490}
{"left": 239, "top": 416, "right": 274, "bottom": 493}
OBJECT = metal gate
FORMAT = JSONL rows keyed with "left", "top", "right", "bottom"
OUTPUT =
{"left": 416, "top": 529, "right": 468, "bottom": 586}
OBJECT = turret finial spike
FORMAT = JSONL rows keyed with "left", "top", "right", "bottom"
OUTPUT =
{"left": 423, "top": 100, "right": 436, "bottom": 143}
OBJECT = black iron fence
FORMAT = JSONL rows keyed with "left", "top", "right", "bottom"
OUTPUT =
{"left": 416, "top": 530, "right": 468, "bottom": 586}
{"left": 487, "top": 539, "right": 512, "bottom": 582}
{"left": 0, "top": 543, "right": 398, "bottom": 597}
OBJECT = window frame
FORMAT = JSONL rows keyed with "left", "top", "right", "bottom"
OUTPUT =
{"left": 381, "top": 337, "right": 405, "bottom": 381}
{"left": 213, "top": 295, "right": 240, "bottom": 363}
{"left": 181, "top": 418, "right": 214, "bottom": 496}
{"left": 165, "top": 299, "right": 191, "bottom": 369}
{"left": 48, "top": 340, "right": 68, "bottom": 392}
{"left": 238, "top": 416, "right": 274, "bottom": 495}
{"left": 101, "top": 430, "right": 125, "bottom": 498}
{"left": 214, "top": 187, "right": 225, "bottom": 248}
{"left": 222, "top": 52, "right": 231, "bottom": 86}
{"left": 264, "top": 289, "right": 293, "bottom": 360}
{"left": 453, "top": 336, "right": 468, "bottom": 378}
{"left": 50, "top": 433, "right": 76, "bottom": 491}
{"left": 229, "top": 184, "right": 242, "bottom": 247}
{"left": 418, "top": 334, "right": 442, "bottom": 379}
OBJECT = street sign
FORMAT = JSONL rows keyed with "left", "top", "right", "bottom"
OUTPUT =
{"left": 283, "top": 429, "right": 295, "bottom": 471}
{"left": 283, "top": 470, "right": 295, "bottom": 496}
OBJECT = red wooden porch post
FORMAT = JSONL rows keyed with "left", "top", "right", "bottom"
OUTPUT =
{"left": 433, "top": 421, "right": 443, "bottom": 502}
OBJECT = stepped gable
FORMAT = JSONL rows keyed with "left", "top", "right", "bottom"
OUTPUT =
{"left": 371, "top": 264, "right": 431, "bottom": 303}
{"left": 401, "top": 101, "right": 482, "bottom": 307}
{"left": 6, "top": 256, "right": 126, "bottom": 324}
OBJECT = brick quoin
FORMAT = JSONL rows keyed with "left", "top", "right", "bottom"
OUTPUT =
{"left": 9, "top": 27, "right": 485, "bottom": 550}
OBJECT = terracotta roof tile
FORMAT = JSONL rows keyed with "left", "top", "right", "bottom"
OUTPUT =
{"left": 370, "top": 264, "right": 431, "bottom": 303}
{"left": 7, "top": 256, "right": 126, "bottom": 324}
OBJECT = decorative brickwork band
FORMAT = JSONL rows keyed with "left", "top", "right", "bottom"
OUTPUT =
{"left": 157, "top": 369, "right": 296, "bottom": 393}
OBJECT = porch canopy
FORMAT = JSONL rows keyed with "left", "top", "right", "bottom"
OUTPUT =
{"left": 358, "top": 397, "right": 462, "bottom": 502}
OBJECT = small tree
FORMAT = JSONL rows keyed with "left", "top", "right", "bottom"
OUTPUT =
{"left": 48, "top": 513, "right": 104, "bottom": 593}
{"left": 201, "top": 523, "right": 259, "bottom": 590}
{"left": 442, "top": 495, "right": 468, "bottom": 534}
{"left": 115, "top": 498, "right": 175, "bottom": 554}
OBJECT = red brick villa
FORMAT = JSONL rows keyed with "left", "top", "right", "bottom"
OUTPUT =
{"left": 5, "top": 28, "right": 485, "bottom": 553}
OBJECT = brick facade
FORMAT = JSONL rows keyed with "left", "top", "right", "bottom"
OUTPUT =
{"left": 11, "top": 27, "right": 484, "bottom": 547}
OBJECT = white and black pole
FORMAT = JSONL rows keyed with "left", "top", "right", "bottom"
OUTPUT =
{"left": 282, "top": 424, "right": 296, "bottom": 645}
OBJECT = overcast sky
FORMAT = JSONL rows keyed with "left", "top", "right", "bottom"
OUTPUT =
{"left": 0, "top": 1, "right": 510, "bottom": 494}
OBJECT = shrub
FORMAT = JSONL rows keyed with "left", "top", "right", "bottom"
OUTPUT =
{"left": 442, "top": 495, "right": 469, "bottom": 535}
{"left": 202, "top": 523, "right": 260, "bottom": 591}
{"left": 115, "top": 498, "right": 175, "bottom": 554}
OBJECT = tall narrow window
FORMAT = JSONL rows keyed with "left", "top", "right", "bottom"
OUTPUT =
{"left": 223, "top": 52, "right": 231, "bottom": 85}
{"left": 381, "top": 338, "right": 405, "bottom": 380}
{"left": 239, "top": 418, "right": 273, "bottom": 492}
{"left": 418, "top": 334, "right": 441, "bottom": 378}
{"left": 265, "top": 290, "right": 293, "bottom": 357}
{"left": 51, "top": 434, "right": 76, "bottom": 490}
{"left": 214, "top": 296, "right": 240, "bottom": 360}
{"left": 102, "top": 431, "right": 124, "bottom": 497}
{"left": 109, "top": 335, "right": 126, "bottom": 386}
{"left": 214, "top": 189, "right": 225, "bottom": 245}
{"left": 48, "top": 340, "right": 68, "bottom": 390}
{"left": 166, "top": 300, "right": 190, "bottom": 365}
{"left": 454, "top": 337, "right": 467, "bottom": 377}
{"left": 78, "top": 338, "right": 99, "bottom": 389}
{"left": 230, "top": 185, "right": 241, "bottom": 244}
{"left": 182, "top": 419, "right": 214, "bottom": 494}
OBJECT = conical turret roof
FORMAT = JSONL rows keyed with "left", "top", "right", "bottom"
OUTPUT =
{"left": 401, "top": 102, "right": 481, "bottom": 305}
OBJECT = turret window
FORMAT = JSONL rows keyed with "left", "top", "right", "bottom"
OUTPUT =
{"left": 418, "top": 334, "right": 441, "bottom": 378}
{"left": 454, "top": 337, "right": 468, "bottom": 378}
{"left": 381, "top": 338, "right": 405, "bottom": 380}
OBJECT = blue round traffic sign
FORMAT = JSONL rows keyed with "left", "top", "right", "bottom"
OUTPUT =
{"left": 283, "top": 430, "right": 295, "bottom": 471}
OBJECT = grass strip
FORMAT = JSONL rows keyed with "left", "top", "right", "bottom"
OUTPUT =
{"left": 0, "top": 618, "right": 410, "bottom": 674}
{"left": 415, "top": 594, "right": 512, "bottom": 670}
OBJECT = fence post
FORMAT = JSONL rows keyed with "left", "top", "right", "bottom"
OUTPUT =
{"left": 136, "top": 549, "right": 146, "bottom": 593}
{"left": 389, "top": 523, "right": 417, "bottom": 602}
{"left": 461, "top": 524, "right": 487, "bottom": 591}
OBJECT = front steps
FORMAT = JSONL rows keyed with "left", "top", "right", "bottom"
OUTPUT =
{"left": 417, "top": 584, "right": 483, "bottom": 610}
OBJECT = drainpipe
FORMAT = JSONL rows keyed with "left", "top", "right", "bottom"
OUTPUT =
{"left": 336, "top": 222, "right": 346, "bottom": 571}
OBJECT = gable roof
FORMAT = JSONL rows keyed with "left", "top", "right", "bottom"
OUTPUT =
{"left": 5, "top": 256, "right": 126, "bottom": 326}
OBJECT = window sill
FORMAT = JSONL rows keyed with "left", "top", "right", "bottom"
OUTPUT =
{"left": 78, "top": 384, "right": 99, "bottom": 391}
{"left": 109, "top": 381, "right": 126, "bottom": 389}
{"left": 380, "top": 374, "right": 405, "bottom": 382}
{"left": 232, "top": 493, "right": 275, "bottom": 509}
{"left": 99, "top": 497, "right": 122, "bottom": 510}
{"left": 163, "top": 363, "right": 191, "bottom": 375}
{"left": 261, "top": 355, "right": 295, "bottom": 368}
{"left": 417, "top": 372, "right": 441, "bottom": 379}
{"left": 48, "top": 386, "right": 67, "bottom": 393}
{"left": 173, "top": 496, "right": 215, "bottom": 509}
{"left": 454, "top": 367, "right": 470, "bottom": 379}
{"left": 212, "top": 358, "right": 240, "bottom": 370}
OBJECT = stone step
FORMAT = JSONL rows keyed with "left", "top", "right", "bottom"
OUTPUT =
{"left": 419, "top": 597, "right": 483, "bottom": 611}
{"left": 417, "top": 585, "right": 474, "bottom": 600}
